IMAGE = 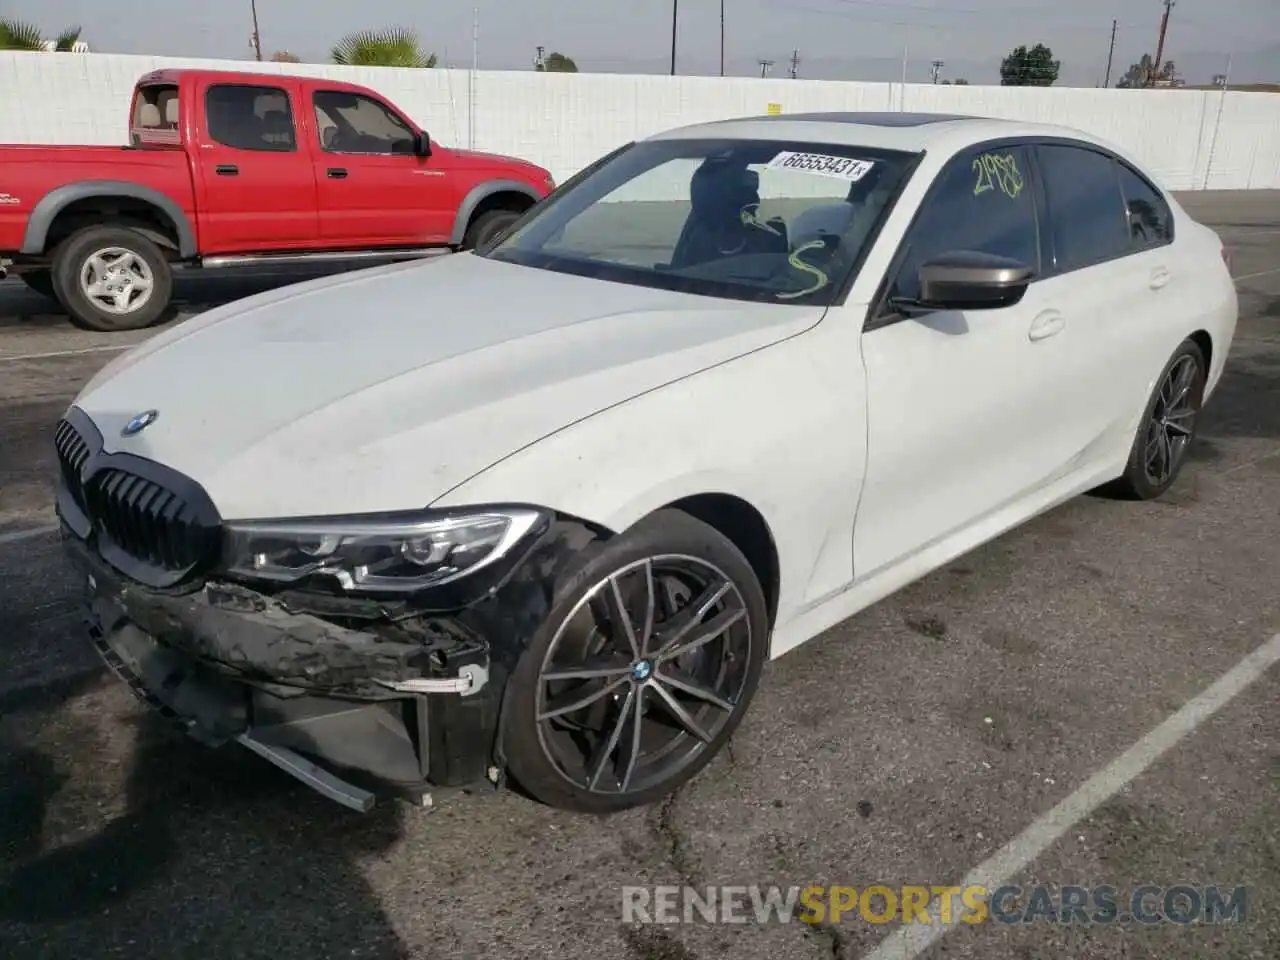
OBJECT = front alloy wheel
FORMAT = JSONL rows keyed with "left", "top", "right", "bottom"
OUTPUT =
{"left": 502, "top": 510, "right": 769, "bottom": 813}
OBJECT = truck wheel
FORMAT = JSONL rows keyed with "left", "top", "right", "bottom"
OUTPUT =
{"left": 19, "top": 270, "right": 60, "bottom": 304}
{"left": 462, "top": 209, "right": 521, "bottom": 251}
{"left": 51, "top": 226, "right": 174, "bottom": 332}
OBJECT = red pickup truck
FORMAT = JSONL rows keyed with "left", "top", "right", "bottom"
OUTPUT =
{"left": 0, "top": 68, "right": 556, "bottom": 331}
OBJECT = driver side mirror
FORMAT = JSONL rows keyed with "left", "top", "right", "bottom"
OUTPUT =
{"left": 902, "top": 250, "right": 1034, "bottom": 312}
{"left": 413, "top": 130, "right": 431, "bottom": 156}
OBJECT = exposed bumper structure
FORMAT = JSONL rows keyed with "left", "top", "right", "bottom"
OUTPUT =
{"left": 64, "top": 531, "right": 506, "bottom": 812}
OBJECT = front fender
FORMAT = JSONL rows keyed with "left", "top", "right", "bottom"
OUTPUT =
{"left": 21, "top": 180, "right": 197, "bottom": 257}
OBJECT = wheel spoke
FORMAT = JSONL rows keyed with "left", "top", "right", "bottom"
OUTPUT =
{"left": 543, "top": 653, "right": 633, "bottom": 683}
{"left": 647, "top": 679, "right": 713, "bottom": 743}
{"left": 656, "top": 605, "right": 746, "bottom": 663}
{"left": 586, "top": 685, "right": 636, "bottom": 789}
{"left": 1165, "top": 418, "right": 1194, "bottom": 438}
{"left": 538, "top": 676, "right": 629, "bottom": 721}
{"left": 638, "top": 560, "right": 657, "bottom": 656}
{"left": 655, "top": 666, "right": 734, "bottom": 712}
{"left": 652, "top": 578, "right": 733, "bottom": 651}
{"left": 606, "top": 575, "right": 641, "bottom": 660}
{"left": 613, "top": 684, "right": 646, "bottom": 791}
{"left": 112, "top": 289, "right": 133, "bottom": 311}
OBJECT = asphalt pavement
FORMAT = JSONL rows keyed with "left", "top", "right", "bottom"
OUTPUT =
{"left": 1, "top": 194, "right": 1278, "bottom": 960}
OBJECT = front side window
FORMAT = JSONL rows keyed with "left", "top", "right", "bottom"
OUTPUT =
{"left": 205, "top": 84, "right": 296, "bottom": 152}
{"left": 313, "top": 91, "right": 416, "bottom": 155}
{"left": 1117, "top": 163, "right": 1173, "bottom": 248}
{"left": 481, "top": 138, "right": 920, "bottom": 306}
{"left": 890, "top": 143, "right": 1039, "bottom": 303}
{"left": 1036, "top": 144, "right": 1130, "bottom": 271}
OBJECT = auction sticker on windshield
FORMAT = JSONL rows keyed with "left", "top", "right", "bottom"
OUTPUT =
{"left": 767, "top": 151, "right": 876, "bottom": 181}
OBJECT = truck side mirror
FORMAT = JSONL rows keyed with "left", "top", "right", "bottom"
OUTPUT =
{"left": 413, "top": 131, "right": 431, "bottom": 156}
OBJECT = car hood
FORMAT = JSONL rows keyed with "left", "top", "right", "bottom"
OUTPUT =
{"left": 74, "top": 254, "right": 823, "bottom": 520}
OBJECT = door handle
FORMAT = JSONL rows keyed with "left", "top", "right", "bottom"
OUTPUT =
{"left": 1149, "top": 267, "right": 1171, "bottom": 290}
{"left": 327, "top": 167, "right": 348, "bottom": 179}
{"left": 214, "top": 164, "right": 238, "bottom": 175}
{"left": 1028, "top": 310, "right": 1066, "bottom": 342}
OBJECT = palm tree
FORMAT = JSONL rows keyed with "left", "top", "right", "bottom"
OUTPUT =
{"left": 0, "top": 19, "right": 82, "bottom": 51}
{"left": 330, "top": 28, "right": 437, "bottom": 67}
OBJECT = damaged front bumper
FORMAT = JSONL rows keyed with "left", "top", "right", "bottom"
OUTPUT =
{"left": 64, "top": 530, "right": 510, "bottom": 812}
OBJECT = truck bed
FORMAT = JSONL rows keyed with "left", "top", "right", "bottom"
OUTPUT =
{"left": 0, "top": 145, "right": 195, "bottom": 253}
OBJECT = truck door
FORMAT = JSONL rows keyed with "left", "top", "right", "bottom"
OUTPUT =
{"left": 193, "top": 80, "right": 320, "bottom": 253}
{"left": 309, "top": 88, "right": 455, "bottom": 246}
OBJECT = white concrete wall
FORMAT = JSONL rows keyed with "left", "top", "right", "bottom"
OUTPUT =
{"left": 2, "top": 51, "right": 1277, "bottom": 191}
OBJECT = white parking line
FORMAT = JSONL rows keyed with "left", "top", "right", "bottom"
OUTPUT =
{"left": 1233, "top": 266, "right": 1280, "bottom": 282}
{"left": 0, "top": 523, "right": 59, "bottom": 546}
{"left": 861, "top": 630, "right": 1280, "bottom": 960}
{"left": 0, "top": 344, "right": 134, "bottom": 363}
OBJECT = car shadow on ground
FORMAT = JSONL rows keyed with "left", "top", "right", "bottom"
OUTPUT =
{"left": 0, "top": 672, "right": 414, "bottom": 959}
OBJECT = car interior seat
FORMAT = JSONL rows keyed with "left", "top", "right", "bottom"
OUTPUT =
{"left": 260, "top": 109, "right": 293, "bottom": 148}
{"left": 137, "top": 103, "right": 162, "bottom": 129}
{"left": 670, "top": 157, "right": 789, "bottom": 269}
{"left": 163, "top": 97, "right": 179, "bottom": 130}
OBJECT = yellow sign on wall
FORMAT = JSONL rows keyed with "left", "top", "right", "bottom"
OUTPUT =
{"left": 766, "top": 102, "right": 782, "bottom": 115}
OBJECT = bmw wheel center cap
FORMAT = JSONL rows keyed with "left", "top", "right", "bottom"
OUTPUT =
{"left": 121, "top": 409, "right": 159, "bottom": 437}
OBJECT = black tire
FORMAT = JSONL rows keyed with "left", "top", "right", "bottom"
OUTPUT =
{"left": 51, "top": 225, "right": 174, "bottom": 332}
{"left": 461, "top": 209, "right": 521, "bottom": 251}
{"left": 501, "top": 509, "right": 770, "bottom": 814}
{"left": 1109, "top": 338, "right": 1207, "bottom": 500}
{"left": 19, "top": 269, "right": 59, "bottom": 303}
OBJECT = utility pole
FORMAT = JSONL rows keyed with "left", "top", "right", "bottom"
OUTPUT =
{"left": 758, "top": 58, "right": 774, "bottom": 78}
{"left": 719, "top": 0, "right": 725, "bottom": 77}
{"left": 534, "top": 45, "right": 545, "bottom": 70}
{"left": 249, "top": 0, "right": 262, "bottom": 61}
{"left": 670, "top": 0, "right": 678, "bottom": 75}
{"left": 930, "top": 58, "right": 944, "bottom": 84}
{"left": 1153, "top": 0, "right": 1175, "bottom": 73}
{"left": 788, "top": 49, "right": 800, "bottom": 79}
{"left": 1104, "top": 18, "right": 1117, "bottom": 87}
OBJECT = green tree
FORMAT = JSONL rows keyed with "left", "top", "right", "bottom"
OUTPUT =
{"left": 331, "top": 28, "right": 437, "bottom": 68}
{"left": 1117, "top": 53, "right": 1179, "bottom": 88}
{"left": 536, "top": 52, "right": 578, "bottom": 73}
{"left": 0, "top": 19, "right": 82, "bottom": 51}
{"left": 1000, "top": 43, "right": 1059, "bottom": 86}
{"left": 270, "top": 51, "right": 301, "bottom": 63}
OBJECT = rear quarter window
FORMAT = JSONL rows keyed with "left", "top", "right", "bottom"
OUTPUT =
{"left": 1116, "top": 163, "right": 1174, "bottom": 248}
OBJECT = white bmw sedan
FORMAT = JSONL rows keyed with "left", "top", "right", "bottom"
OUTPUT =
{"left": 56, "top": 112, "right": 1238, "bottom": 814}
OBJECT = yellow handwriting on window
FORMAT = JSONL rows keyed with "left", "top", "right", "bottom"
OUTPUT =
{"left": 973, "top": 153, "right": 1024, "bottom": 199}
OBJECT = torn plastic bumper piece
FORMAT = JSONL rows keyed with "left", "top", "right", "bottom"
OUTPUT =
{"left": 66, "top": 531, "right": 503, "bottom": 811}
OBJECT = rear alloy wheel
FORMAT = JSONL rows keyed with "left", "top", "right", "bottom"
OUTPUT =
{"left": 52, "top": 226, "right": 174, "bottom": 332}
{"left": 1111, "top": 339, "right": 1206, "bottom": 500}
{"left": 502, "top": 510, "right": 769, "bottom": 813}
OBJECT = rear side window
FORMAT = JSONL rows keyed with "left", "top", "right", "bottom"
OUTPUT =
{"left": 1117, "top": 163, "right": 1173, "bottom": 248}
{"left": 131, "top": 84, "right": 180, "bottom": 144}
{"left": 1036, "top": 144, "right": 1130, "bottom": 271}
{"left": 890, "top": 143, "right": 1039, "bottom": 302}
{"left": 205, "top": 84, "right": 297, "bottom": 152}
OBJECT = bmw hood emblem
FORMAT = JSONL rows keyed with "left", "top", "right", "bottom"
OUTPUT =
{"left": 121, "top": 409, "right": 159, "bottom": 437}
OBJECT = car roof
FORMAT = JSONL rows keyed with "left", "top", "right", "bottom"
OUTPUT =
{"left": 646, "top": 111, "right": 1121, "bottom": 157}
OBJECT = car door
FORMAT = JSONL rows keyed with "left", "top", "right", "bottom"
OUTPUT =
{"left": 311, "top": 89, "right": 454, "bottom": 246}
{"left": 852, "top": 141, "right": 1078, "bottom": 578}
{"left": 1032, "top": 142, "right": 1173, "bottom": 459}
{"left": 194, "top": 80, "right": 320, "bottom": 252}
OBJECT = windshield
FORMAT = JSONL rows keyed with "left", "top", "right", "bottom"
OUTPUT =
{"left": 480, "top": 137, "right": 919, "bottom": 306}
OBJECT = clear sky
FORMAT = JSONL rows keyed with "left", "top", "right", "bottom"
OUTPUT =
{"left": 8, "top": 0, "right": 1278, "bottom": 86}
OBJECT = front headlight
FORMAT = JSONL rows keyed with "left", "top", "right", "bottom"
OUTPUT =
{"left": 222, "top": 507, "right": 549, "bottom": 595}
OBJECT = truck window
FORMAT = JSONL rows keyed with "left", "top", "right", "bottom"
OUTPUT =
{"left": 313, "top": 90, "right": 416, "bottom": 155}
{"left": 205, "top": 83, "right": 297, "bottom": 153}
{"left": 131, "top": 84, "right": 180, "bottom": 144}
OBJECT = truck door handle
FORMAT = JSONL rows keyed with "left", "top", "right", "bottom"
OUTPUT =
{"left": 214, "top": 164, "right": 238, "bottom": 175}
{"left": 327, "top": 167, "right": 348, "bottom": 179}
{"left": 1028, "top": 309, "right": 1066, "bottom": 342}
